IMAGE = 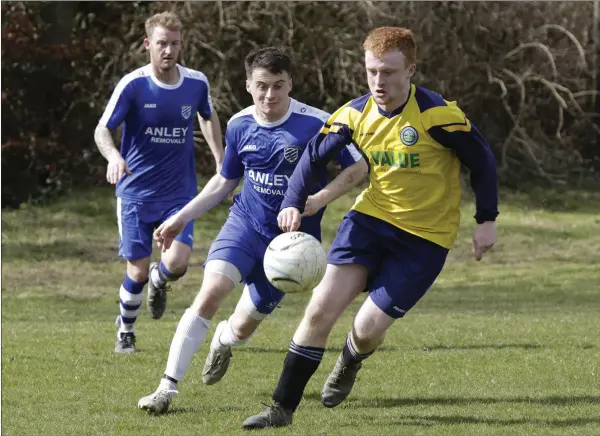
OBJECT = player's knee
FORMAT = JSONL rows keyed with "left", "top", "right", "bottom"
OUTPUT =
{"left": 352, "top": 329, "right": 385, "bottom": 352}
{"left": 231, "top": 321, "right": 254, "bottom": 341}
{"left": 127, "top": 269, "right": 149, "bottom": 283}
{"left": 126, "top": 258, "right": 151, "bottom": 283}
{"left": 161, "top": 258, "right": 188, "bottom": 277}
{"left": 303, "top": 300, "right": 336, "bottom": 332}
{"left": 190, "top": 296, "right": 219, "bottom": 319}
{"left": 190, "top": 284, "right": 229, "bottom": 318}
{"left": 352, "top": 316, "right": 388, "bottom": 352}
{"left": 228, "top": 286, "right": 267, "bottom": 341}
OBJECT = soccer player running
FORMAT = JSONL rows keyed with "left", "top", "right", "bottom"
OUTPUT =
{"left": 94, "top": 12, "right": 224, "bottom": 353}
{"left": 242, "top": 27, "right": 498, "bottom": 429}
{"left": 137, "top": 47, "right": 368, "bottom": 414}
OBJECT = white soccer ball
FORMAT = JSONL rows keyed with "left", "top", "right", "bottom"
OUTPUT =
{"left": 263, "top": 232, "right": 327, "bottom": 294}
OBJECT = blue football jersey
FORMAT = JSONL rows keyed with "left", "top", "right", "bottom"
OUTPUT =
{"left": 220, "top": 99, "right": 362, "bottom": 239}
{"left": 99, "top": 64, "right": 213, "bottom": 202}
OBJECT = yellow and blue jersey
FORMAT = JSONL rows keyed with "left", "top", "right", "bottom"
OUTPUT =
{"left": 282, "top": 84, "right": 498, "bottom": 249}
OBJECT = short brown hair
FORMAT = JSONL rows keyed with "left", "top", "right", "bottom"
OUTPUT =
{"left": 245, "top": 47, "right": 293, "bottom": 78}
{"left": 145, "top": 12, "right": 183, "bottom": 38}
{"left": 363, "top": 27, "right": 416, "bottom": 64}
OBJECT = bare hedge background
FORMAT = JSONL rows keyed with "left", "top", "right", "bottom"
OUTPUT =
{"left": 2, "top": 1, "right": 599, "bottom": 208}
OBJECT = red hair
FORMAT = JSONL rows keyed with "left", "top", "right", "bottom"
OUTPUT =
{"left": 363, "top": 27, "right": 416, "bottom": 64}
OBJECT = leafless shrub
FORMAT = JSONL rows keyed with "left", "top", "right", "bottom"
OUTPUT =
{"left": 3, "top": 1, "right": 598, "bottom": 206}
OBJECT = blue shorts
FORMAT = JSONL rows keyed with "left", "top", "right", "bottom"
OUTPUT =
{"left": 117, "top": 197, "right": 194, "bottom": 260}
{"left": 205, "top": 213, "right": 285, "bottom": 315}
{"left": 328, "top": 210, "right": 449, "bottom": 319}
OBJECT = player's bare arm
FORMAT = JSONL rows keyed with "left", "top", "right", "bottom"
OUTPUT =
{"left": 93, "top": 124, "right": 130, "bottom": 184}
{"left": 197, "top": 111, "right": 225, "bottom": 173}
{"left": 154, "top": 174, "right": 240, "bottom": 250}
{"left": 303, "top": 158, "right": 369, "bottom": 217}
{"left": 177, "top": 173, "right": 239, "bottom": 222}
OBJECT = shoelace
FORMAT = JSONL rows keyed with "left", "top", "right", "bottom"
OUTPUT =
{"left": 259, "top": 402, "right": 280, "bottom": 417}
{"left": 151, "top": 281, "right": 171, "bottom": 293}
{"left": 331, "top": 364, "right": 348, "bottom": 382}
{"left": 332, "top": 362, "right": 360, "bottom": 383}
{"left": 154, "top": 388, "right": 178, "bottom": 400}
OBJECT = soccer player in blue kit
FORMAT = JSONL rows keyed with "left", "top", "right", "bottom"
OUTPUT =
{"left": 137, "top": 47, "right": 368, "bottom": 414}
{"left": 94, "top": 12, "right": 224, "bottom": 353}
{"left": 243, "top": 27, "right": 499, "bottom": 429}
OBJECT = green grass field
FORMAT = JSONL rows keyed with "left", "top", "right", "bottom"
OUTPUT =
{"left": 2, "top": 186, "right": 599, "bottom": 436}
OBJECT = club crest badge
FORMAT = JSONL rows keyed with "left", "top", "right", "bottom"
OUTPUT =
{"left": 400, "top": 126, "right": 419, "bottom": 146}
{"left": 283, "top": 146, "right": 301, "bottom": 163}
{"left": 181, "top": 105, "right": 192, "bottom": 120}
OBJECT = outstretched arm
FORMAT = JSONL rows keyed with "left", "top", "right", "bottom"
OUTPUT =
{"left": 179, "top": 173, "right": 239, "bottom": 222}
{"left": 154, "top": 174, "right": 240, "bottom": 251}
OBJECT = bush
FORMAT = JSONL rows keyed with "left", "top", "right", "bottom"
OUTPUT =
{"left": 2, "top": 1, "right": 598, "bottom": 207}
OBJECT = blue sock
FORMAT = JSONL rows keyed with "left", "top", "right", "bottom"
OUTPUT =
{"left": 151, "top": 261, "right": 186, "bottom": 287}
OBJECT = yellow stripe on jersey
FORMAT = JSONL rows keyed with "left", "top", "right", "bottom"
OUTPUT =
{"left": 329, "top": 124, "right": 344, "bottom": 134}
{"left": 420, "top": 100, "right": 471, "bottom": 132}
{"left": 442, "top": 119, "right": 472, "bottom": 133}
{"left": 328, "top": 102, "right": 357, "bottom": 128}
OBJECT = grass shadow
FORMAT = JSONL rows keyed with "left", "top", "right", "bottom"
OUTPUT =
{"left": 161, "top": 406, "right": 202, "bottom": 415}
{"left": 421, "top": 343, "right": 543, "bottom": 352}
{"left": 156, "top": 404, "right": 246, "bottom": 416}
{"left": 346, "top": 395, "right": 600, "bottom": 408}
{"left": 391, "top": 414, "right": 600, "bottom": 427}
{"left": 239, "top": 345, "right": 398, "bottom": 354}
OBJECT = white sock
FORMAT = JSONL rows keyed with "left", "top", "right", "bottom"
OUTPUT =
{"left": 158, "top": 377, "right": 178, "bottom": 392}
{"left": 213, "top": 318, "right": 251, "bottom": 349}
{"left": 150, "top": 265, "right": 166, "bottom": 288}
{"left": 164, "top": 308, "right": 211, "bottom": 381}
